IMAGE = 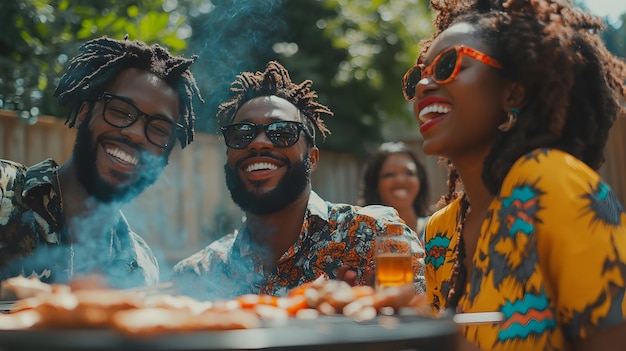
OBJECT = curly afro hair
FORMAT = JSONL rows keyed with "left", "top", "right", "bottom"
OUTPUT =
{"left": 417, "top": 0, "right": 626, "bottom": 206}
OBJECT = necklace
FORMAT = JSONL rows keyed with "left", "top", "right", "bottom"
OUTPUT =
{"left": 55, "top": 166, "right": 74, "bottom": 279}
{"left": 446, "top": 194, "right": 470, "bottom": 310}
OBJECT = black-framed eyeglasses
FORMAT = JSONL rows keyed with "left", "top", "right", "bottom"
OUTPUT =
{"left": 220, "top": 121, "right": 314, "bottom": 149}
{"left": 99, "top": 92, "right": 182, "bottom": 148}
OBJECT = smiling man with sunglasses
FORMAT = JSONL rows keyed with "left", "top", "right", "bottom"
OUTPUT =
{"left": 172, "top": 61, "right": 425, "bottom": 300}
{"left": 0, "top": 36, "right": 202, "bottom": 289}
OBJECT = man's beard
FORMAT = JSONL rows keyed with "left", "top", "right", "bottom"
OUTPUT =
{"left": 72, "top": 113, "right": 169, "bottom": 204}
{"left": 225, "top": 152, "right": 312, "bottom": 215}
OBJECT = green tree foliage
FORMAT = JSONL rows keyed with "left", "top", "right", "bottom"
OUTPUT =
{"left": 186, "top": 0, "right": 433, "bottom": 155}
{"left": 0, "top": 0, "right": 187, "bottom": 124}
{"left": 2, "top": 0, "right": 624, "bottom": 155}
{"left": 1, "top": 0, "right": 436, "bottom": 155}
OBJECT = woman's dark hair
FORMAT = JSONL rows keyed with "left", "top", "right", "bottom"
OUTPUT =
{"left": 54, "top": 36, "right": 203, "bottom": 148}
{"left": 419, "top": 0, "right": 626, "bottom": 207}
{"left": 216, "top": 60, "right": 333, "bottom": 145}
{"left": 357, "top": 142, "right": 431, "bottom": 217}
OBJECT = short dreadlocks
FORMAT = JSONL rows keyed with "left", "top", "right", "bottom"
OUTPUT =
{"left": 421, "top": 0, "right": 626, "bottom": 207}
{"left": 54, "top": 36, "right": 203, "bottom": 148}
{"left": 216, "top": 61, "right": 333, "bottom": 144}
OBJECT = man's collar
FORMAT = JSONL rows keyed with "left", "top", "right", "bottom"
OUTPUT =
{"left": 234, "top": 190, "right": 328, "bottom": 253}
{"left": 306, "top": 190, "right": 329, "bottom": 222}
{"left": 22, "top": 158, "right": 59, "bottom": 197}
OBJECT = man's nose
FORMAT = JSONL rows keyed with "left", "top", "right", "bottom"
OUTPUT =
{"left": 119, "top": 117, "right": 147, "bottom": 144}
{"left": 247, "top": 129, "right": 274, "bottom": 150}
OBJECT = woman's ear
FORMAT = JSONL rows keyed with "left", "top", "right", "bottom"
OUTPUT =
{"left": 503, "top": 81, "right": 527, "bottom": 110}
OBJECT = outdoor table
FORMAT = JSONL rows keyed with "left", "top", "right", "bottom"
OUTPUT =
{"left": 0, "top": 314, "right": 459, "bottom": 351}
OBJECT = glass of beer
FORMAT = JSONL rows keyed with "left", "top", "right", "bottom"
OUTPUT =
{"left": 375, "top": 234, "right": 413, "bottom": 289}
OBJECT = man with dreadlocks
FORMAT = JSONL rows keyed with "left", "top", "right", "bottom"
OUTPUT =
{"left": 0, "top": 36, "right": 202, "bottom": 289}
{"left": 172, "top": 61, "right": 424, "bottom": 301}
{"left": 401, "top": 0, "right": 626, "bottom": 350}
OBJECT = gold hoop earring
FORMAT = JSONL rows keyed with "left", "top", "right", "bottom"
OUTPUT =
{"left": 498, "top": 108, "right": 520, "bottom": 132}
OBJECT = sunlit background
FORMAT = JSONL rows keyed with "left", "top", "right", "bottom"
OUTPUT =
{"left": 1, "top": 0, "right": 625, "bottom": 278}
{"left": 582, "top": 0, "right": 626, "bottom": 26}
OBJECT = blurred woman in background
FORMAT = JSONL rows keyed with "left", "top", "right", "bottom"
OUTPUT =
{"left": 358, "top": 142, "right": 432, "bottom": 241}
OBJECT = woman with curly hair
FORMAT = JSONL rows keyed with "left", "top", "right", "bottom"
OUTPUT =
{"left": 357, "top": 142, "right": 432, "bottom": 241}
{"left": 402, "top": 0, "right": 626, "bottom": 349}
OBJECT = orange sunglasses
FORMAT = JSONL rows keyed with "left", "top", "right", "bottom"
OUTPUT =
{"left": 402, "top": 45, "right": 502, "bottom": 101}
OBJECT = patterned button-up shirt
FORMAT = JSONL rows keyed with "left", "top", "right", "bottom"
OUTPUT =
{"left": 0, "top": 158, "right": 158, "bottom": 288}
{"left": 172, "top": 191, "right": 425, "bottom": 301}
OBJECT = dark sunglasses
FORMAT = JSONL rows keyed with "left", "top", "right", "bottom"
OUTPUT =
{"left": 402, "top": 45, "right": 502, "bottom": 101}
{"left": 100, "top": 93, "right": 182, "bottom": 148}
{"left": 220, "top": 121, "right": 314, "bottom": 149}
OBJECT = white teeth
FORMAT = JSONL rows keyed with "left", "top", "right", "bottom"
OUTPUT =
{"left": 245, "top": 162, "right": 278, "bottom": 172}
{"left": 419, "top": 103, "right": 451, "bottom": 123}
{"left": 392, "top": 189, "right": 409, "bottom": 198}
{"left": 106, "top": 147, "right": 138, "bottom": 166}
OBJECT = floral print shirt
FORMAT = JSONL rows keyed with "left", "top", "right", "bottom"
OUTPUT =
{"left": 172, "top": 191, "right": 425, "bottom": 301}
{"left": 424, "top": 148, "right": 626, "bottom": 351}
{"left": 0, "top": 158, "right": 159, "bottom": 288}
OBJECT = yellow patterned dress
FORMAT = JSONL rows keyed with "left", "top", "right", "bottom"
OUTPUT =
{"left": 424, "top": 148, "right": 626, "bottom": 350}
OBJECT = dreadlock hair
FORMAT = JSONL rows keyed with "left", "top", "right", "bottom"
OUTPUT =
{"left": 420, "top": 0, "right": 626, "bottom": 207}
{"left": 54, "top": 36, "right": 203, "bottom": 148}
{"left": 216, "top": 61, "right": 333, "bottom": 145}
{"left": 357, "top": 142, "right": 431, "bottom": 217}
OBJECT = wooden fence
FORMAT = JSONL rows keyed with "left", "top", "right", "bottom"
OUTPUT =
{"left": 2, "top": 109, "right": 625, "bottom": 268}
{"left": 0, "top": 110, "right": 366, "bottom": 268}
